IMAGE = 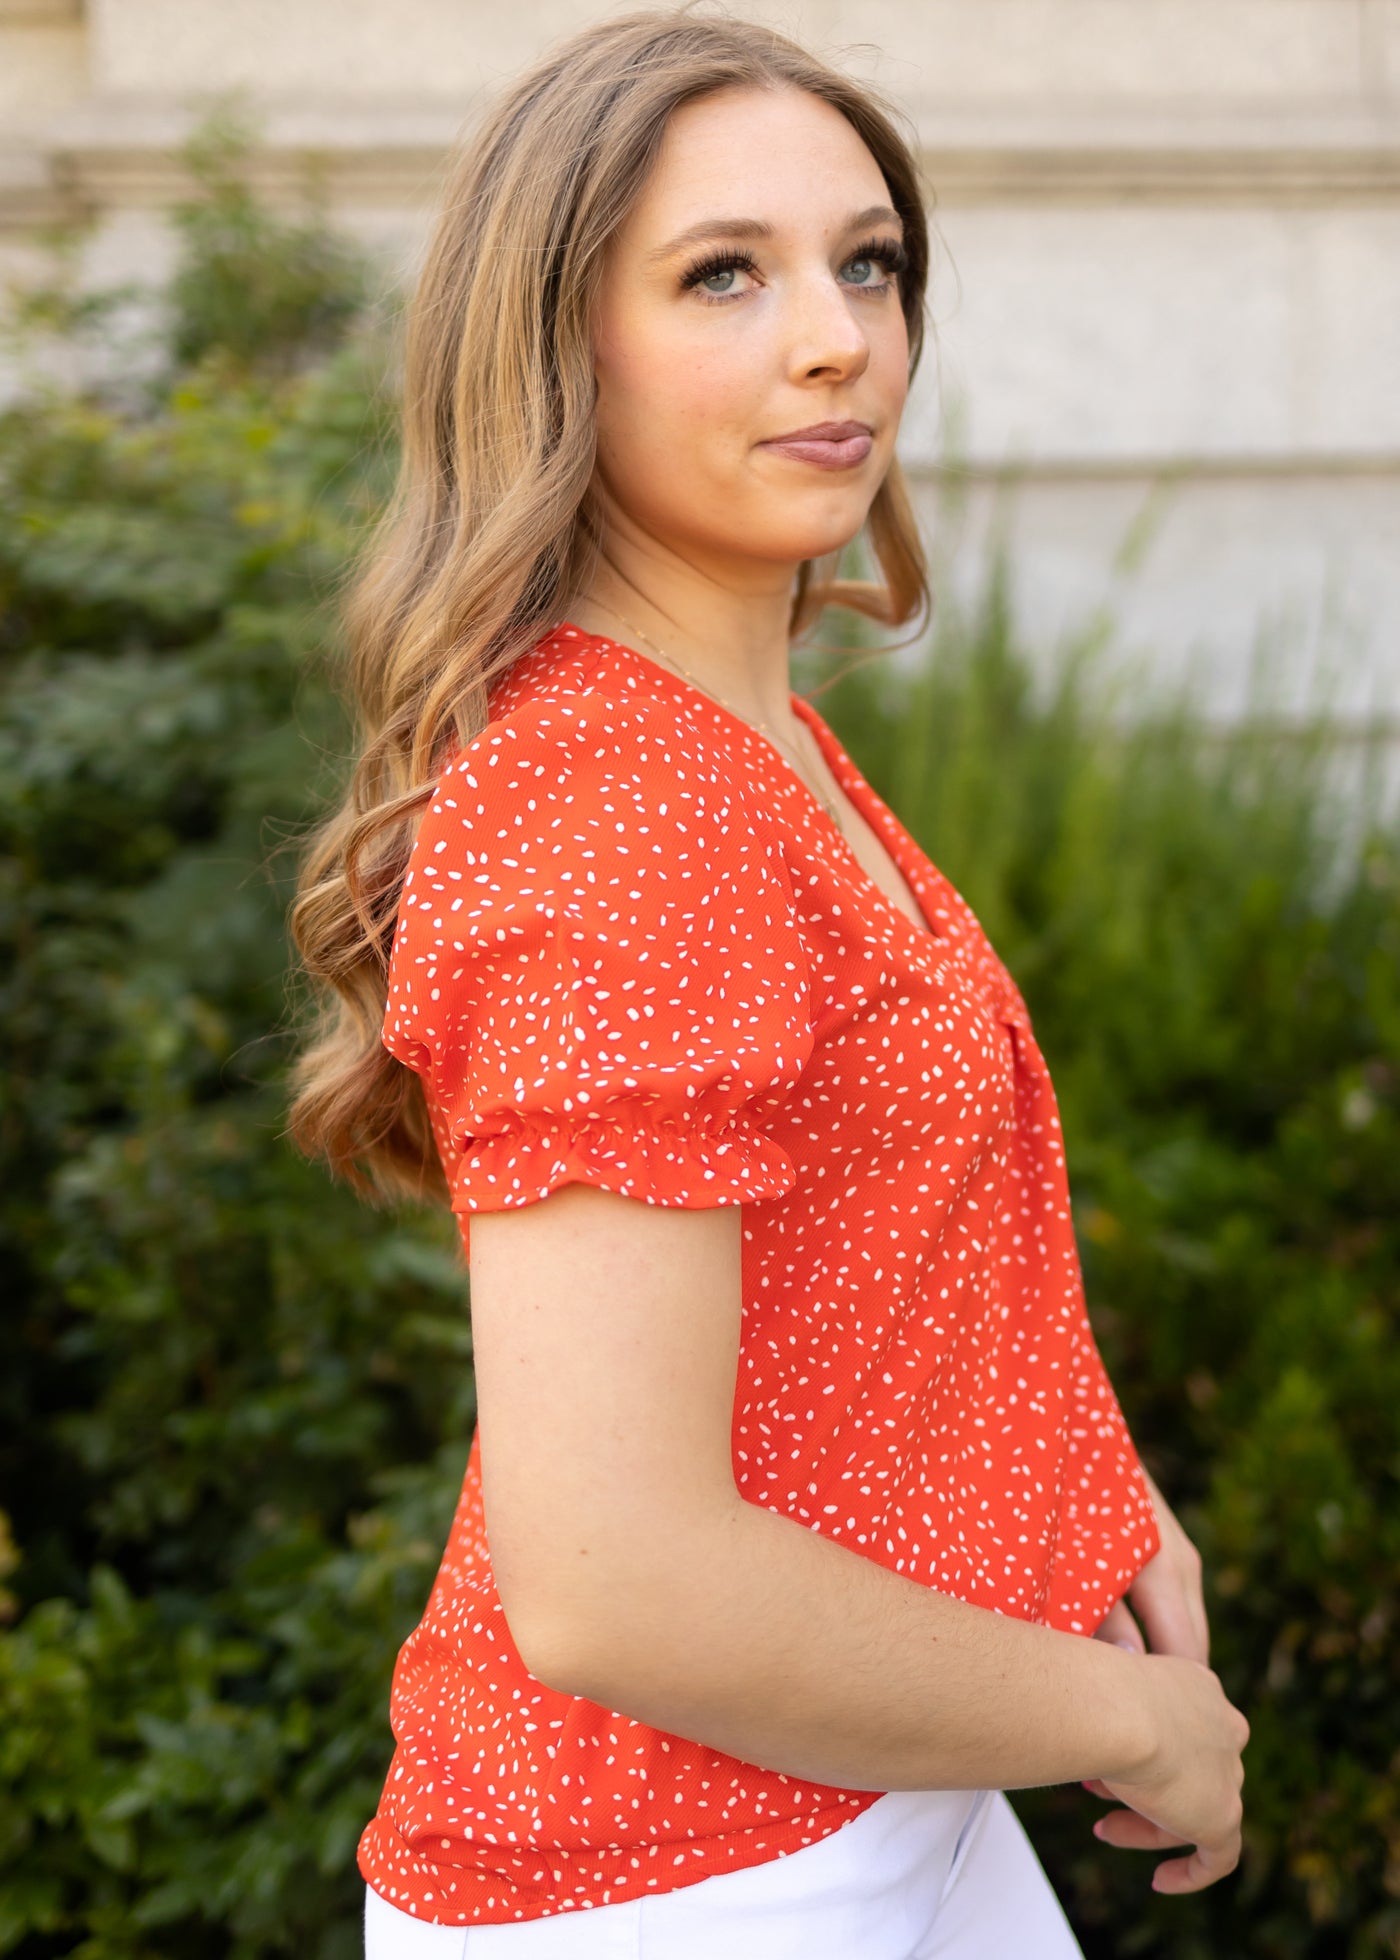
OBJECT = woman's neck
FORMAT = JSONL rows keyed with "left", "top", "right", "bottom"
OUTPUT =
{"left": 560, "top": 584, "right": 798, "bottom": 733}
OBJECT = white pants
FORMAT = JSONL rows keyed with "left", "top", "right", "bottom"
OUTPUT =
{"left": 363, "top": 1787, "right": 1085, "bottom": 1958}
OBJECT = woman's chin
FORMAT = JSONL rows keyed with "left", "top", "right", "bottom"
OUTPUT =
{"left": 720, "top": 504, "right": 871, "bottom": 566}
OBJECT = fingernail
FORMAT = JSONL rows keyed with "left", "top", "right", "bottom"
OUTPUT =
{"left": 1113, "top": 1639, "right": 1139, "bottom": 1653}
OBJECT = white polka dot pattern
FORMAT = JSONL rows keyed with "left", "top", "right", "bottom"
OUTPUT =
{"left": 359, "top": 623, "right": 1162, "bottom": 1928}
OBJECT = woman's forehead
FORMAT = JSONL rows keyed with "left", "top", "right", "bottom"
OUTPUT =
{"left": 620, "top": 92, "right": 892, "bottom": 252}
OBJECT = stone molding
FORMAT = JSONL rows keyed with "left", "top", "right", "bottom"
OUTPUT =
{"left": 0, "top": 0, "right": 81, "bottom": 20}
{"left": 0, "top": 145, "right": 72, "bottom": 228}
{"left": 3, "top": 94, "right": 1399, "bottom": 235}
{"left": 910, "top": 452, "right": 1400, "bottom": 482}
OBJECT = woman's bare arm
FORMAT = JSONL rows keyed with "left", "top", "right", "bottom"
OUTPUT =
{"left": 549, "top": 1480, "right": 1160, "bottom": 1794}
{"left": 467, "top": 1181, "right": 1164, "bottom": 1795}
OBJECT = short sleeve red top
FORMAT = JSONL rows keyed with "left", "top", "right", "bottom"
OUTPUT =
{"left": 358, "top": 619, "right": 1161, "bottom": 1926}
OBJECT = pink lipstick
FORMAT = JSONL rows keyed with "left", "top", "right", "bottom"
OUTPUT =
{"left": 759, "top": 418, "right": 874, "bottom": 470}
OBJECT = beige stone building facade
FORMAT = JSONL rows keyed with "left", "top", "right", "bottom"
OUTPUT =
{"left": 2, "top": 0, "right": 1398, "bottom": 727}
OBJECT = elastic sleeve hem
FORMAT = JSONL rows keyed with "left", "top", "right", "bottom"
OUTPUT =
{"left": 446, "top": 1101, "right": 798, "bottom": 1213}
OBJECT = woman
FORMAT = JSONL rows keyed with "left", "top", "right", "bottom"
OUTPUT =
{"left": 287, "top": 9, "right": 1250, "bottom": 1955}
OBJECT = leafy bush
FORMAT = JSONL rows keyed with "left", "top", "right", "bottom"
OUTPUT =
{"left": 817, "top": 583, "right": 1400, "bottom": 1957}
{"left": 1, "top": 113, "right": 471, "bottom": 1960}
{"left": 2, "top": 109, "right": 1397, "bottom": 1960}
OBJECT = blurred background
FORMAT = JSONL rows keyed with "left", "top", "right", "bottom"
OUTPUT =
{"left": 1, "top": 6, "right": 1398, "bottom": 1958}
{"left": 4, "top": 0, "right": 1399, "bottom": 725}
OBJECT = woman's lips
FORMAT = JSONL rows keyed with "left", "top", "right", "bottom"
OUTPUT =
{"left": 759, "top": 431, "right": 874, "bottom": 469}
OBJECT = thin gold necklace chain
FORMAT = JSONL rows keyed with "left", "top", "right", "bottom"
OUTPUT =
{"left": 580, "top": 600, "right": 845, "bottom": 829}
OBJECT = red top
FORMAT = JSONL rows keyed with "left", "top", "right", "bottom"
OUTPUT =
{"left": 358, "top": 619, "right": 1161, "bottom": 1926}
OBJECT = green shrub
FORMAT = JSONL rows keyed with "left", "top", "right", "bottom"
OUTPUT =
{"left": 815, "top": 577, "right": 1400, "bottom": 1957}
{"left": 1, "top": 111, "right": 471, "bottom": 1960}
{"left": 1, "top": 109, "right": 1396, "bottom": 1960}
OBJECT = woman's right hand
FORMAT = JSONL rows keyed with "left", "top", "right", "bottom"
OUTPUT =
{"left": 1082, "top": 1651, "right": 1251, "bottom": 1894}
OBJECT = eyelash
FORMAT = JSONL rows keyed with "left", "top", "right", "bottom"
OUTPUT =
{"left": 678, "top": 234, "right": 909, "bottom": 304}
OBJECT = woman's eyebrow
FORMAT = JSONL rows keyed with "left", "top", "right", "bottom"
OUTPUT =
{"left": 644, "top": 203, "right": 902, "bottom": 267}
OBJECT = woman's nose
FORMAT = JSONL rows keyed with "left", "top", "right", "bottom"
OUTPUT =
{"left": 782, "top": 270, "right": 872, "bottom": 372}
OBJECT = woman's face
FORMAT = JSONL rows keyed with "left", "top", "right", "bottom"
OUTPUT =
{"left": 589, "top": 84, "right": 911, "bottom": 584}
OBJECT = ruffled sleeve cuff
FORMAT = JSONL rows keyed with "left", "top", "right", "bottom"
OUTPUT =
{"left": 445, "top": 1100, "right": 798, "bottom": 1213}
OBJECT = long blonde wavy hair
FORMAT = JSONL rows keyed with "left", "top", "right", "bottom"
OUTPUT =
{"left": 285, "top": 3, "right": 935, "bottom": 1210}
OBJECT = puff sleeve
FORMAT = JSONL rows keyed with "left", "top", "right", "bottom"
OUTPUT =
{"left": 382, "top": 693, "right": 815, "bottom": 1212}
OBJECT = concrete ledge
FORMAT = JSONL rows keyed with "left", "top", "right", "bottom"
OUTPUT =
{"left": 0, "top": 145, "right": 72, "bottom": 228}
{"left": 912, "top": 452, "right": 1400, "bottom": 483}
{"left": 0, "top": 0, "right": 81, "bottom": 21}
{"left": 2, "top": 95, "right": 1394, "bottom": 233}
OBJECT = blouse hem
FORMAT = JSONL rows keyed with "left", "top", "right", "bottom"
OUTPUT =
{"left": 356, "top": 1791, "right": 886, "bottom": 1927}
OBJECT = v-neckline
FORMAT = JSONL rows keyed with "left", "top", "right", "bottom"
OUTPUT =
{"left": 790, "top": 690, "right": 943, "bottom": 945}
{"left": 555, "top": 622, "right": 945, "bottom": 948}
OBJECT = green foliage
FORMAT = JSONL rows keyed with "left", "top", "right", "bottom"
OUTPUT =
{"left": 163, "top": 100, "right": 375, "bottom": 379}
{"left": 809, "top": 572, "right": 1400, "bottom": 1957}
{"left": 1, "top": 113, "right": 469, "bottom": 1960}
{"left": 3, "top": 111, "right": 1398, "bottom": 1960}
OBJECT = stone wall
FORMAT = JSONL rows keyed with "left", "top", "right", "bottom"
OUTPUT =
{"left": 2, "top": 0, "right": 1396, "bottom": 723}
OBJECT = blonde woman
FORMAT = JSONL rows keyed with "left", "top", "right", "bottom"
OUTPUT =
{"left": 288, "top": 8, "right": 1250, "bottom": 1954}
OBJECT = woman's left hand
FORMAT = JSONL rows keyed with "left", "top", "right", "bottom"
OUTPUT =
{"left": 1092, "top": 1465, "right": 1210, "bottom": 1665}
{"left": 1083, "top": 1465, "right": 1212, "bottom": 1799}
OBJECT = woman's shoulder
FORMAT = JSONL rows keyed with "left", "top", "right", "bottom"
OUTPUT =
{"left": 438, "top": 620, "right": 768, "bottom": 829}
{"left": 386, "top": 620, "right": 815, "bottom": 1154}
{"left": 402, "top": 623, "right": 794, "bottom": 940}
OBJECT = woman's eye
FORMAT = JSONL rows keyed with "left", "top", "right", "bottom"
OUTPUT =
{"left": 842, "top": 239, "right": 908, "bottom": 289}
{"left": 682, "top": 251, "right": 759, "bottom": 299}
{"left": 681, "top": 239, "right": 905, "bottom": 304}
